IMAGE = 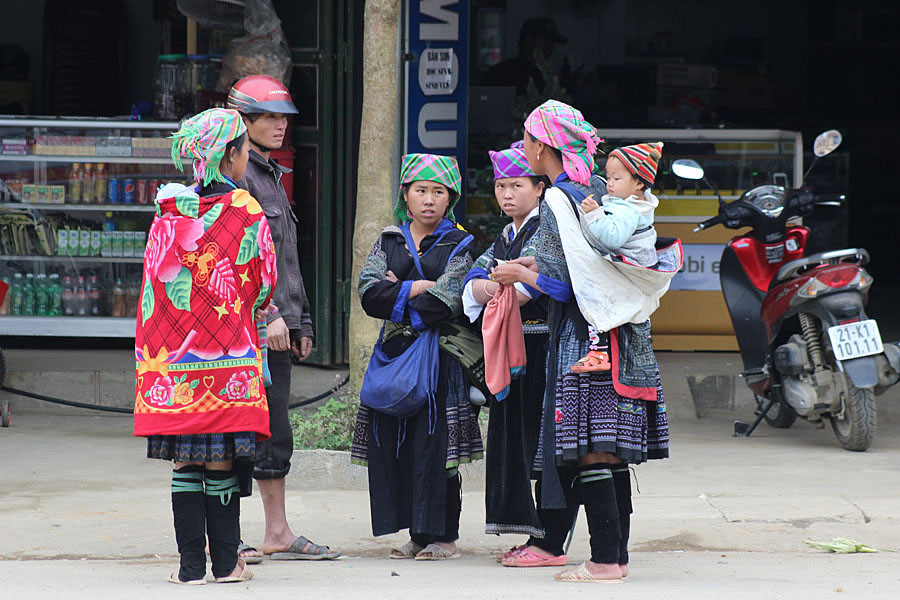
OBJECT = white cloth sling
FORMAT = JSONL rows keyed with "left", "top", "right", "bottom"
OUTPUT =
{"left": 545, "top": 187, "right": 684, "bottom": 332}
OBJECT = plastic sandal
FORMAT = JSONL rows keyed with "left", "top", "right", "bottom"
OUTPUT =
{"left": 414, "top": 543, "right": 459, "bottom": 561}
{"left": 501, "top": 546, "right": 567, "bottom": 568}
{"left": 494, "top": 544, "right": 526, "bottom": 563}
{"left": 267, "top": 535, "right": 341, "bottom": 560}
{"left": 390, "top": 540, "right": 423, "bottom": 559}
{"left": 570, "top": 350, "right": 611, "bottom": 373}
{"left": 554, "top": 562, "right": 623, "bottom": 583}
{"left": 168, "top": 571, "right": 206, "bottom": 585}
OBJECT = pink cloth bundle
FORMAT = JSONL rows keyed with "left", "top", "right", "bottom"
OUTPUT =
{"left": 481, "top": 284, "right": 527, "bottom": 400}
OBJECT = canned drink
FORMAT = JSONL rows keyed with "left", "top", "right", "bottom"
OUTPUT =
{"left": 137, "top": 179, "right": 148, "bottom": 204}
{"left": 108, "top": 179, "right": 120, "bottom": 203}
{"left": 149, "top": 180, "right": 160, "bottom": 202}
{"left": 123, "top": 179, "right": 136, "bottom": 204}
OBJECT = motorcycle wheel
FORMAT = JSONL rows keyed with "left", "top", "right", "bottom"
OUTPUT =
{"left": 830, "top": 380, "right": 876, "bottom": 452}
{"left": 756, "top": 394, "right": 797, "bottom": 428}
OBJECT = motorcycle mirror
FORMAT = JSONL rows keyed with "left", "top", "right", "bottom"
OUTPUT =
{"left": 672, "top": 159, "right": 704, "bottom": 180}
{"left": 813, "top": 130, "right": 842, "bottom": 157}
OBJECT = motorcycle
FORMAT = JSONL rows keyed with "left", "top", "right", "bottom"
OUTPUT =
{"left": 672, "top": 130, "right": 900, "bottom": 451}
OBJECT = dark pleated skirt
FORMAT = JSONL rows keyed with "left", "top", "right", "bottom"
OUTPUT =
{"left": 484, "top": 333, "right": 546, "bottom": 537}
{"left": 147, "top": 432, "right": 257, "bottom": 463}
{"left": 554, "top": 372, "right": 669, "bottom": 464}
{"left": 351, "top": 357, "right": 483, "bottom": 538}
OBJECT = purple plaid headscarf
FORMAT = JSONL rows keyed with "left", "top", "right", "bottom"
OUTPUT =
{"left": 488, "top": 141, "right": 536, "bottom": 180}
{"left": 524, "top": 99, "right": 602, "bottom": 186}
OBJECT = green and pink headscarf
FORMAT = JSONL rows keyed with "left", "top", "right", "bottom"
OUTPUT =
{"left": 524, "top": 99, "right": 602, "bottom": 186}
{"left": 170, "top": 108, "right": 247, "bottom": 187}
{"left": 395, "top": 153, "right": 462, "bottom": 223}
{"left": 489, "top": 141, "right": 536, "bottom": 180}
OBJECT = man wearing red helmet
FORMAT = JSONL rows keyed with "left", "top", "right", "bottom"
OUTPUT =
{"left": 228, "top": 75, "right": 340, "bottom": 562}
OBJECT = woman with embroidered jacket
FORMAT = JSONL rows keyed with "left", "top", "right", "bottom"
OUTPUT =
{"left": 134, "top": 108, "right": 276, "bottom": 585}
{"left": 491, "top": 100, "right": 670, "bottom": 583}
{"left": 461, "top": 144, "right": 569, "bottom": 568}
{"left": 351, "top": 153, "right": 483, "bottom": 561}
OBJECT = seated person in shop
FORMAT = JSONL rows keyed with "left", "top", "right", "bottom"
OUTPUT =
{"left": 484, "top": 18, "right": 567, "bottom": 95}
{"left": 572, "top": 142, "right": 663, "bottom": 373}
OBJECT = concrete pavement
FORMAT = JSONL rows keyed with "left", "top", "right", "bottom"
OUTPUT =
{"left": 3, "top": 408, "right": 900, "bottom": 598}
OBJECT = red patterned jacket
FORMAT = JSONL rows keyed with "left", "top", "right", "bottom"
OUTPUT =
{"left": 133, "top": 183, "right": 276, "bottom": 438}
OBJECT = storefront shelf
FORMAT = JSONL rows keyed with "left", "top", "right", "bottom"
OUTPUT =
{"left": 0, "top": 155, "right": 173, "bottom": 165}
{"left": 0, "top": 315, "right": 135, "bottom": 337}
{"left": 0, "top": 255, "right": 143, "bottom": 264}
{"left": 0, "top": 202, "right": 156, "bottom": 212}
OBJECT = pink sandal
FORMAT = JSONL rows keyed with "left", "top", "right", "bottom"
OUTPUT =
{"left": 501, "top": 546, "right": 568, "bottom": 568}
{"left": 494, "top": 544, "right": 526, "bottom": 563}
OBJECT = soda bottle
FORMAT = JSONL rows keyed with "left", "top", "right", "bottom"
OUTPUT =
{"left": 94, "top": 164, "right": 108, "bottom": 204}
{"left": 82, "top": 164, "right": 94, "bottom": 203}
{"left": 112, "top": 278, "right": 126, "bottom": 318}
{"left": 35, "top": 273, "right": 48, "bottom": 316}
{"left": 62, "top": 275, "right": 75, "bottom": 316}
{"left": 88, "top": 274, "right": 103, "bottom": 316}
{"left": 48, "top": 273, "right": 62, "bottom": 316}
{"left": 75, "top": 275, "right": 88, "bottom": 316}
{"left": 10, "top": 272, "right": 24, "bottom": 315}
{"left": 69, "top": 163, "right": 82, "bottom": 205}
{"left": 23, "top": 273, "right": 35, "bottom": 316}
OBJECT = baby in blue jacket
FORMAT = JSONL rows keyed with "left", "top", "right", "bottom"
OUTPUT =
{"left": 580, "top": 141, "right": 663, "bottom": 268}
{"left": 572, "top": 142, "right": 663, "bottom": 373}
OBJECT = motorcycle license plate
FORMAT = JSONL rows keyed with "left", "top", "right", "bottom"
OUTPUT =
{"left": 827, "top": 320, "right": 884, "bottom": 361}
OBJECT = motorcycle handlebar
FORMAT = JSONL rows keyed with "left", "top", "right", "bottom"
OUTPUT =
{"left": 693, "top": 215, "right": 724, "bottom": 232}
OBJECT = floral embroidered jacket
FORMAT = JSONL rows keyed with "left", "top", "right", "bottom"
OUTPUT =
{"left": 133, "top": 182, "right": 276, "bottom": 438}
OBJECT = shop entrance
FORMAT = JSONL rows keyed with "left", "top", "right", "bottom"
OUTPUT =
{"left": 280, "top": 0, "right": 362, "bottom": 365}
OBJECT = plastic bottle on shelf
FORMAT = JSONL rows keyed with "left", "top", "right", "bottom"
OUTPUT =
{"left": 126, "top": 277, "right": 140, "bottom": 318}
{"left": 75, "top": 275, "right": 88, "bottom": 316}
{"left": 88, "top": 274, "right": 103, "bottom": 316}
{"left": 82, "top": 164, "right": 95, "bottom": 204}
{"left": 35, "top": 273, "right": 48, "bottom": 316}
{"left": 10, "top": 272, "right": 24, "bottom": 315}
{"left": 48, "top": 273, "right": 62, "bottom": 316}
{"left": 61, "top": 275, "right": 75, "bottom": 316}
{"left": 22, "top": 273, "right": 35, "bottom": 316}
{"left": 112, "top": 278, "right": 126, "bottom": 318}
{"left": 68, "top": 163, "right": 82, "bottom": 205}
{"left": 94, "top": 164, "right": 107, "bottom": 204}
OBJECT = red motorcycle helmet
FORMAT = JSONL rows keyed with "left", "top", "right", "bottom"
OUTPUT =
{"left": 227, "top": 75, "right": 298, "bottom": 115}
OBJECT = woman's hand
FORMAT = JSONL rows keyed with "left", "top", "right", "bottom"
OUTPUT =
{"left": 385, "top": 270, "right": 399, "bottom": 283}
{"left": 491, "top": 262, "right": 532, "bottom": 285}
{"left": 410, "top": 280, "right": 436, "bottom": 297}
{"left": 509, "top": 256, "right": 538, "bottom": 272}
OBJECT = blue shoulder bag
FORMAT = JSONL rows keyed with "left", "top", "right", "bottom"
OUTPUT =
{"left": 360, "top": 225, "right": 472, "bottom": 420}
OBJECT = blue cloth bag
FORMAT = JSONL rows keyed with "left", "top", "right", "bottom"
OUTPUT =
{"left": 359, "top": 221, "right": 473, "bottom": 420}
{"left": 359, "top": 325, "right": 440, "bottom": 419}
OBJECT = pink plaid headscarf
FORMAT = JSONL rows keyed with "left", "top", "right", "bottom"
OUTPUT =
{"left": 524, "top": 99, "right": 602, "bottom": 186}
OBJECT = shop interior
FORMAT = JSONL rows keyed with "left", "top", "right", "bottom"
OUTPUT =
{"left": 1, "top": 0, "right": 899, "bottom": 354}
{"left": 464, "top": 0, "right": 900, "bottom": 339}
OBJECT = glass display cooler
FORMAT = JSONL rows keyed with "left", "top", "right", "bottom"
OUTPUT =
{"left": 0, "top": 117, "right": 188, "bottom": 337}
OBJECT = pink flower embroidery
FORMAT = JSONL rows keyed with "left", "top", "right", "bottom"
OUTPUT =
{"left": 146, "top": 213, "right": 205, "bottom": 283}
{"left": 225, "top": 371, "right": 251, "bottom": 400}
{"left": 257, "top": 217, "right": 277, "bottom": 287}
{"left": 554, "top": 408, "right": 563, "bottom": 423}
{"left": 148, "top": 376, "right": 175, "bottom": 406}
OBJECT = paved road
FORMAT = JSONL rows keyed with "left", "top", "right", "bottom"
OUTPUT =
{"left": 2, "top": 413, "right": 900, "bottom": 598}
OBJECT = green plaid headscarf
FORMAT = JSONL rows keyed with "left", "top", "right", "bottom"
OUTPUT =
{"left": 395, "top": 153, "right": 462, "bottom": 223}
{"left": 170, "top": 108, "right": 247, "bottom": 187}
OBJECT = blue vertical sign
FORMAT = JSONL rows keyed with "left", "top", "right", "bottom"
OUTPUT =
{"left": 405, "top": 0, "right": 469, "bottom": 220}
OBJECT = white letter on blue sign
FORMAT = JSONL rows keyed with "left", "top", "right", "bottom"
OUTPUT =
{"left": 418, "top": 103, "right": 457, "bottom": 148}
{"left": 419, "top": 0, "right": 458, "bottom": 41}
